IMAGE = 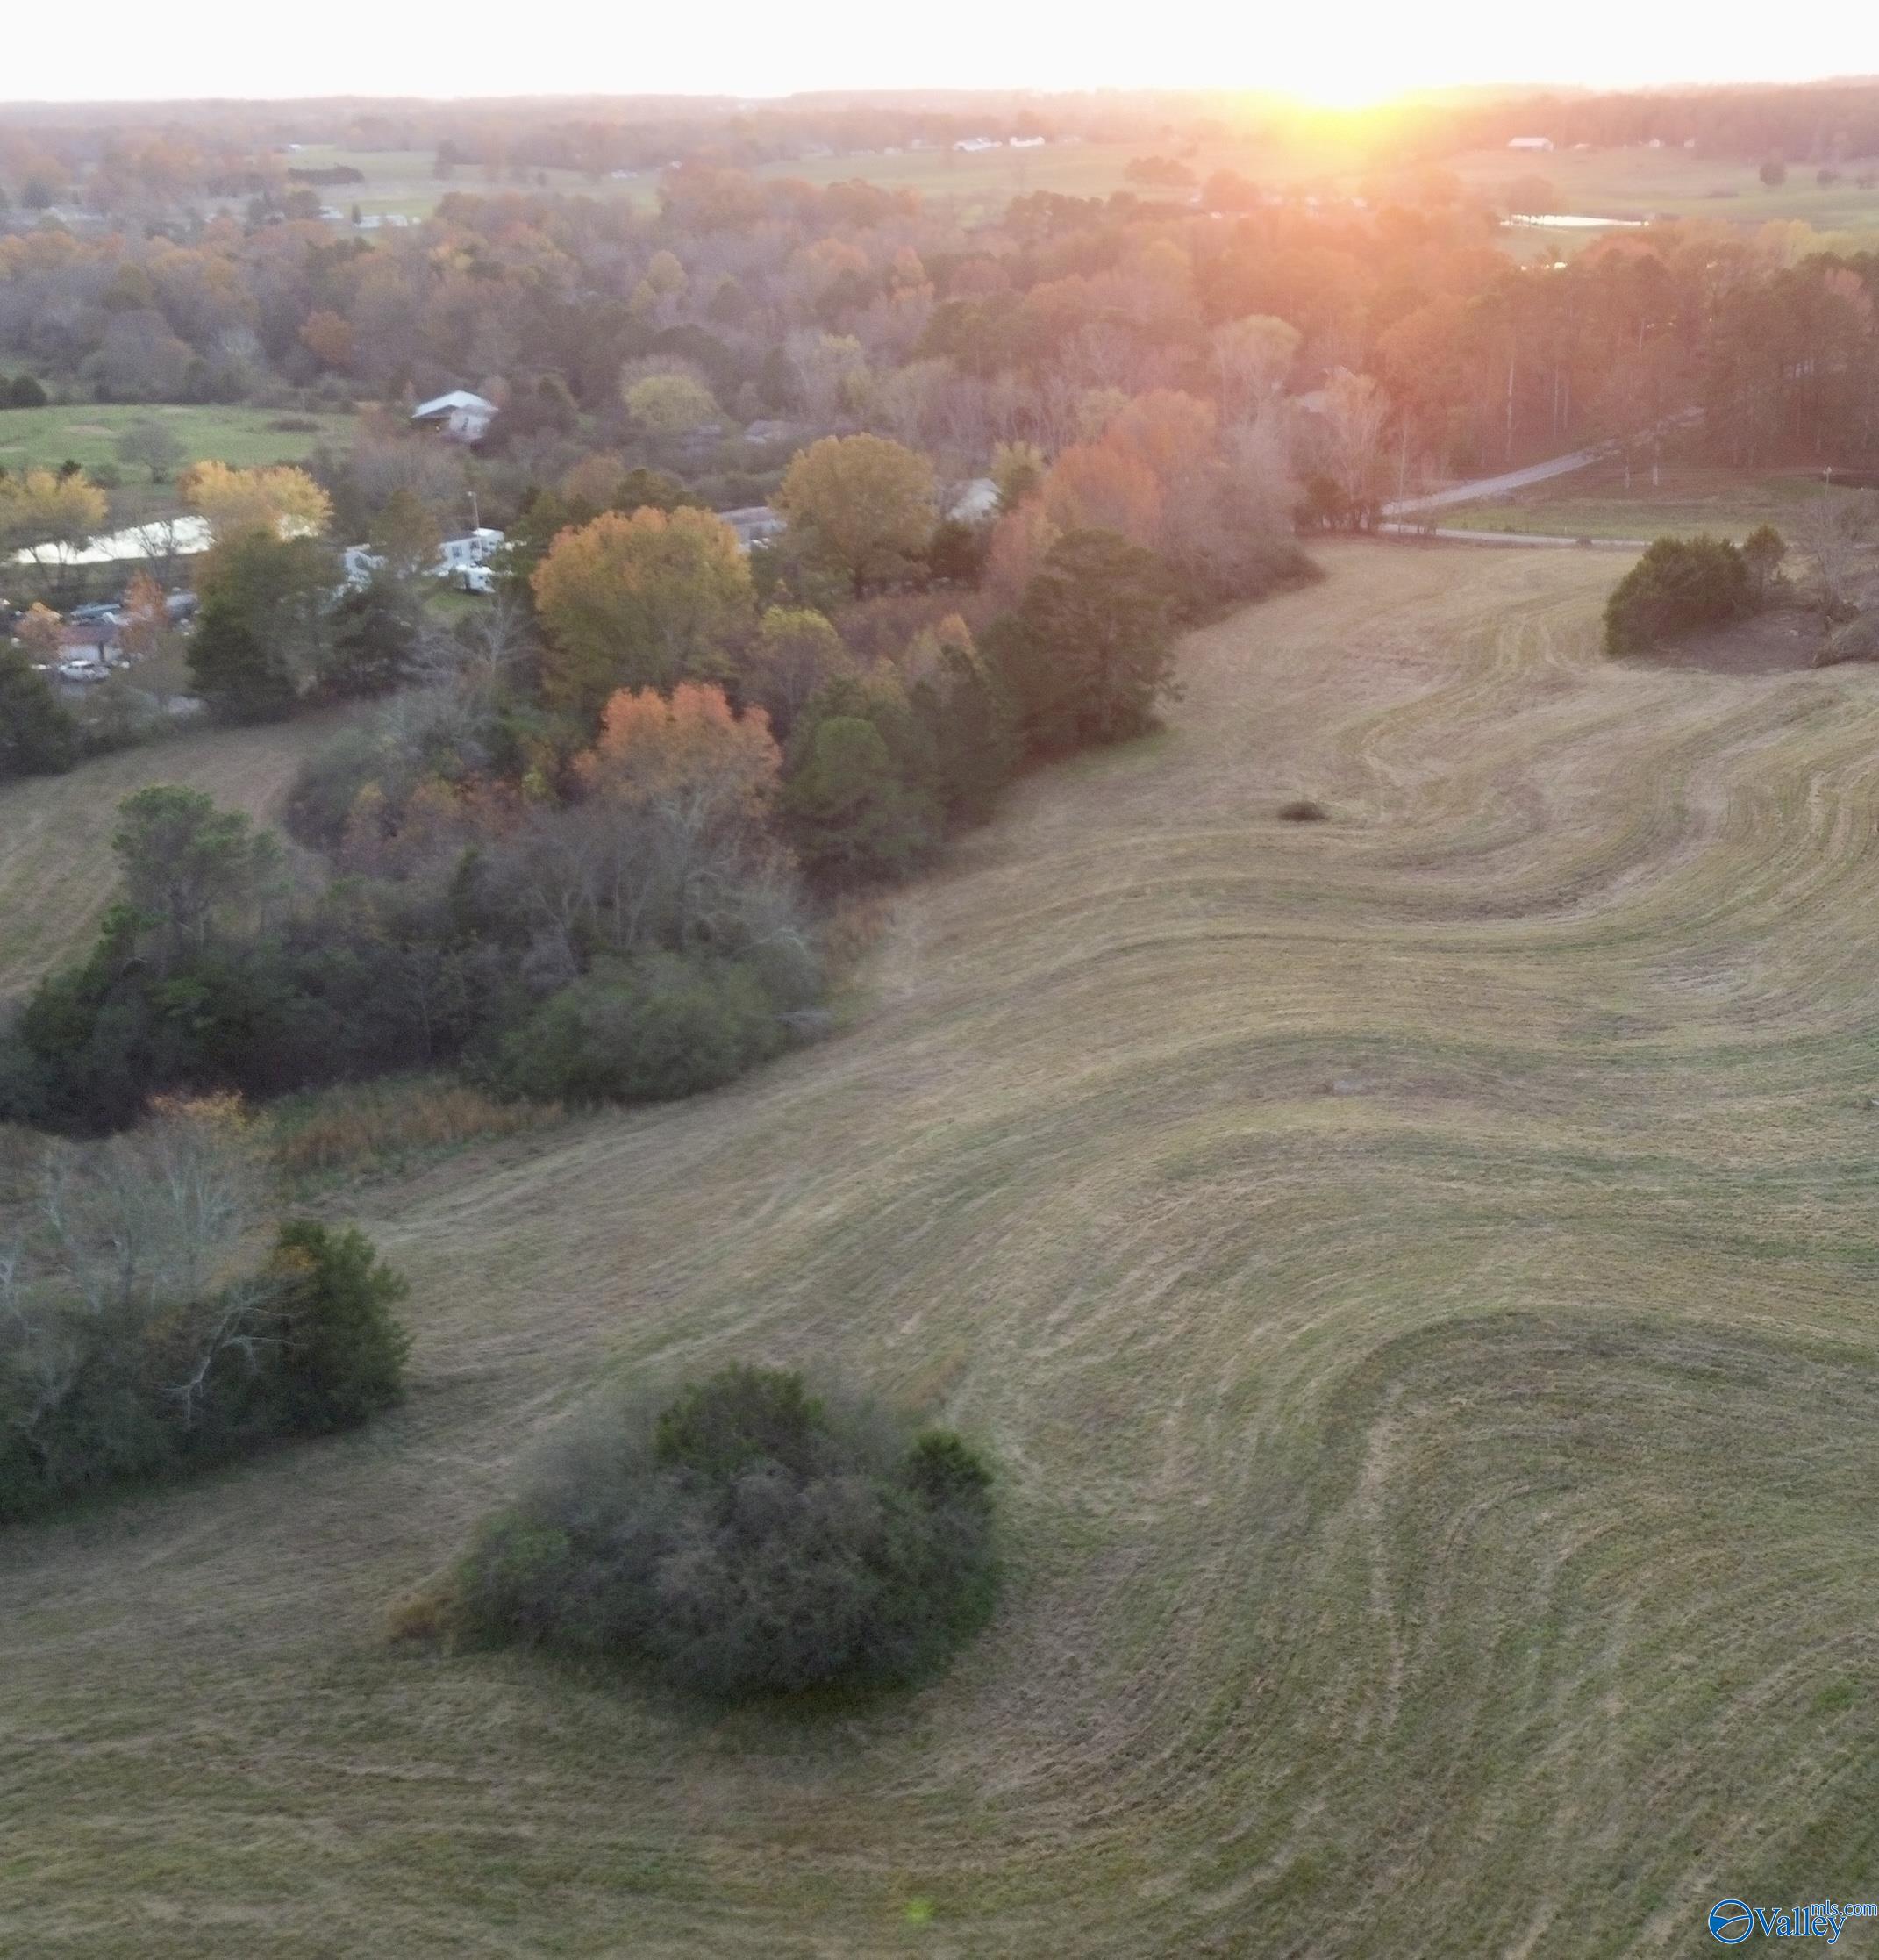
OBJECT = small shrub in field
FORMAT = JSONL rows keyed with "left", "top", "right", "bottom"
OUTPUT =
{"left": 1277, "top": 798, "right": 1329, "bottom": 822}
{"left": 455, "top": 1364, "right": 997, "bottom": 1699}
{"left": 1604, "top": 534, "right": 1752, "bottom": 655}
{"left": 490, "top": 954, "right": 784, "bottom": 1105}
{"left": 261, "top": 1220, "right": 411, "bottom": 1434}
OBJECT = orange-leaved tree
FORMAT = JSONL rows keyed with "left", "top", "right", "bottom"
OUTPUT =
{"left": 1040, "top": 441, "right": 1163, "bottom": 549}
{"left": 579, "top": 681, "right": 780, "bottom": 826}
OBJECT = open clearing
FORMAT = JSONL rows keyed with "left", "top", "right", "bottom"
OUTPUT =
{"left": 0, "top": 712, "right": 349, "bottom": 1001}
{"left": 10, "top": 543, "right": 1879, "bottom": 1954}
{"left": 0, "top": 403, "right": 355, "bottom": 479}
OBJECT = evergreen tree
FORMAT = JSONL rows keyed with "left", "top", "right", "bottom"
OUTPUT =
{"left": 188, "top": 597, "right": 296, "bottom": 722}
{"left": 0, "top": 646, "right": 78, "bottom": 779}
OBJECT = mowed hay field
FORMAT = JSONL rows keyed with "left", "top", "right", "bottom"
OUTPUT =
{"left": 0, "top": 712, "right": 350, "bottom": 999}
{"left": 12, "top": 543, "right": 1879, "bottom": 1955}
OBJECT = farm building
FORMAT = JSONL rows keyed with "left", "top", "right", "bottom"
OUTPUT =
{"left": 1507, "top": 136, "right": 1554, "bottom": 152}
{"left": 410, "top": 390, "right": 497, "bottom": 442}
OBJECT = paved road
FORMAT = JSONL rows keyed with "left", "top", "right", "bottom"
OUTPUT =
{"left": 1382, "top": 447, "right": 1604, "bottom": 517}
{"left": 1383, "top": 411, "right": 1703, "bottom": 519}
{"left": 1375, "top": 523, "right": 1647, "bottom": 549}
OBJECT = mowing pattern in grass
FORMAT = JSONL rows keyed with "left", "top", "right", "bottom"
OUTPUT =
{"left": 0, "top": 712, "right": 353, "bottom": 1001}
{"left": 8, "top": 543, "right": 1879, "bottom": 1954}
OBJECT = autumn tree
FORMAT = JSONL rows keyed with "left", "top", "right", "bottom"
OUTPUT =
{"left": 1041, "top": 441, "right": 1163, "bottom": 548}
{"left": 531, "top": 506, "right": 754, "bottom": 719}
{"left": 776, "top": 433, "right": 938, "bottom": 594}
{"left": 0, "top": 470, "right": 107, "bottom": 593}
{"left": 743, "top": 604, "right": 854, "bottom": 735}
{"left": 300, "top": 310, "right": 355, "bottom": 373}
{"left": 990, "top": 440, "right": 1047, "bottom": 511}
{"left": 623, "top": 370, "right": 719, "bottom": 435}
{"left": 1211, "top": 315, "right": 1301, "bottom": 425}
{"left": 14, "top": 601, "right": 63, "bottom": 667}
{"left": 181, "top": 461, "right": 332, "bottom": 544}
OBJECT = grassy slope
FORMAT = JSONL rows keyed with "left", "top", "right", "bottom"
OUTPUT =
{"left": 0, "top": 713, "right": 348, "bottom": 1001}
{"left": 10, "top": 543, "right": 1879, "bottom": 1953}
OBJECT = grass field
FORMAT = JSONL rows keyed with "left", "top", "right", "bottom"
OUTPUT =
{"left": 1440, "top": 141, "right": 1879, "bottom": 234}
{"left": 1440, "top": 458, "right": 1864, "bottom": 541}
{"left": 0, "top": 712, "right": 352, "bottom": 1002}
{"left": 11, "top": 541, "right": 1879, "bottom": 1953}
{"left": 286, "top": 138, "right": 1312, "bottom": 225}
{"left": 0, "top": 403, "right": 355, "bottom": 481}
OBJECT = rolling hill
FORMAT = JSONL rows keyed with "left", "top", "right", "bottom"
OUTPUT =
{"left": 7, "top": 542, "right": 1879, "bottom": 1954}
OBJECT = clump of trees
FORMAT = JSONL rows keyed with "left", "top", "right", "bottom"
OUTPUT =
{"left": 1604, "top": 533, "right": 1766, "bottom": 655}
{"left": 0, "top": 1096, "right": 408, "bottom": 1520}
{"left": 454, "top": 1363, "right": 997, "bottom": 1699}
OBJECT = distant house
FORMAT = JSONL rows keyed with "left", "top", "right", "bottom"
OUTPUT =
{"left": 1507, "top": 136, "right": 1554, "bottom": 153}
{"left": 1009, "top": 136, "right": 1047, "bottom": 150}
{"left": 411, "top": 390, "right": 497, "bottom": 442}
{"left": 718, "top": 505, "right": 785, "bottom": 552}
{"left": 949, "top": 477, "right": 999, "bottom": 523}
{"left": 57, "top": 619, "right": 119, "bottom": 673}
{"left": 954, "top": 138, "right": 1001, "bottom": 154}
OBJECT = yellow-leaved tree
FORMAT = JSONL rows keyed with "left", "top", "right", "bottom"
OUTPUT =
{"left": 0, "top": 469, "right": 109, "bottom": 593}
{"left": 531, "top": 506, "right": 753, "bottom": 719}
{"left": 775, "top": 433, "right": 937, "bottom": 595}
{"left": 180, "top": 461, "right": 332, "bottom": 543}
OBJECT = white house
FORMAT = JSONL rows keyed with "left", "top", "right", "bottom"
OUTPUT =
{"left": 949, "top": 477, "right": 999, "bottom": 523}
{"left": 1009, "top": 136, "right": 1047, "bottom": 150}
{"left": 1507, "top": 136, "right": 1554, "bottom": 153}
{"left": 411, "top": 390, "right": 497, "bottom": 443}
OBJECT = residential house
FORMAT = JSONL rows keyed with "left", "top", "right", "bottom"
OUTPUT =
{"left": 410, "top": 390, "right": 498, "bottom": 442}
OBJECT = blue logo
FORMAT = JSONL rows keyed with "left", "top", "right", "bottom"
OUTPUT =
{"left": 1711, "top": 1899, "right": 1754, "bottom": 1944}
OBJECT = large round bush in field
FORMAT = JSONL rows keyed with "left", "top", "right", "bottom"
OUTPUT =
{"left": 457, "top": 1366, "right": 997, "bottom": 1699}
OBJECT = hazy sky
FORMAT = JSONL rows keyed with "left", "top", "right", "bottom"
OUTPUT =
{"left": 8, "top": 1, "right": 1877, "bottom": 105}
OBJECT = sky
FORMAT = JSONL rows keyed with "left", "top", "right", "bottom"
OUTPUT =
{"left": 7, "top": 0, "right": 1879, "bottom": 106}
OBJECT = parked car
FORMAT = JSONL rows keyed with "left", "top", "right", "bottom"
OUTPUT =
{"left": 57, "top": 658, "right": 108, "bottom": 683}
